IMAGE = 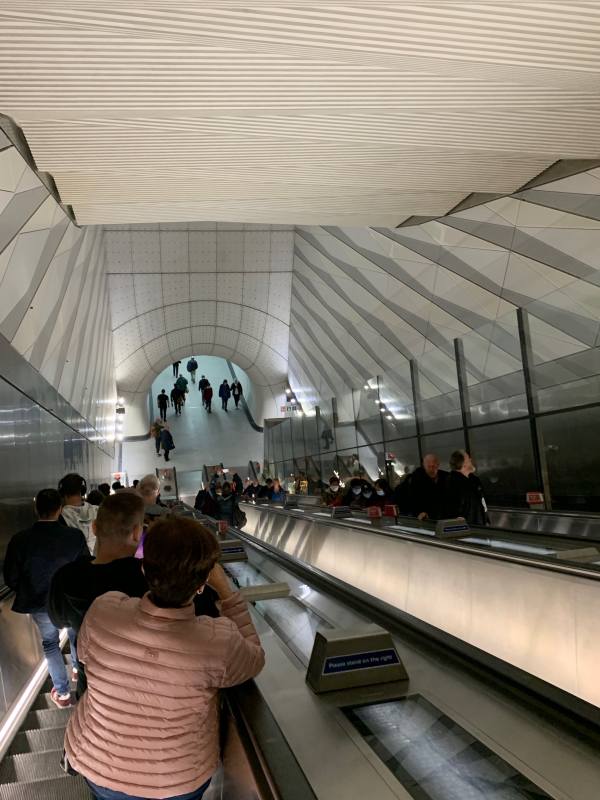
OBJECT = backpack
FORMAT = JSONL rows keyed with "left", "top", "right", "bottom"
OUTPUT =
{"left": 233, "top": 504, "right": 247, "bottom": 529}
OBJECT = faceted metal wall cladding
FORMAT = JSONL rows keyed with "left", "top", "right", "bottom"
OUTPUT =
{"left": 0, "top": 125, "right": 116, "bottom": 574}
{"left": 287, "top": 166, "right": 600, "bottom": 511}
{"left": 0, "top": 125, "right": 117, "bottom": 446}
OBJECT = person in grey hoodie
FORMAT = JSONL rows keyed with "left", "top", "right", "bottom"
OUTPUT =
{"left": 59, "top": 473, "right": 98, "bottom": 553}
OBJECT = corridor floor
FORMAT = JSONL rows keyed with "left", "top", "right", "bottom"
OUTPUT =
{"left": 121, "top": 359, "right": 264, "bottom": 487}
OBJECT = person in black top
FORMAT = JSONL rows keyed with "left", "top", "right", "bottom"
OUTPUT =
{"left": 48, "top": 492, "right": 146, "bottom": 635}
{"left": 49, "top": 491, "right": 219, "bottom": 695}
{"left": 231, "top": 380, "right": 243, "bottom": 408}
{"left": 443, "top": 450, "right": 489, "bottom": 526}
{"left": 404, "top": 453, "right": 448, "bottom": 521}
{"left": 157, "top": 388, "right": 169, "bottom": 422}
{"left": 172, "top": 360, "right": 181, "bottom": 377}
{"left": 198, "top": 375, "right": 209, "bottom": 405}
{"left": 258, "top": 478, "right": 274, "bottom": 499}
{"left": 243, "top": 478, "right": 261, "bottom": 500}
{"left": 3, "top": 489, "right": 89, "bottom": 708}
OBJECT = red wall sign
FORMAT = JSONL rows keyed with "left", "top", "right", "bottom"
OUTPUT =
{"left": 526, "top": 491, "right": 544, "bottom": 505}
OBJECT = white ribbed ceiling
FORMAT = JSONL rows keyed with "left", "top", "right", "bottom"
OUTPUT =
{"left": 2, "top": 3, "right": 600, "bottom": 225}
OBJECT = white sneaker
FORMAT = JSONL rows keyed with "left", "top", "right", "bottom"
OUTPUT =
{"left": 50, "top": 687, "right": 72, "bottom": 709}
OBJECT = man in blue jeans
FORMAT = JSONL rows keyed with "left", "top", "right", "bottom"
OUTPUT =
{"left": 3, "top": 488, "right": 89, "bottom": 708}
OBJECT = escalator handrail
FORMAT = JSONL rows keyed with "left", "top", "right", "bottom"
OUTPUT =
{"left": 240, "top": 501, "right": 600, "bottom": 583}
{"left": 163, "top": 502, "right": 318, "bottom": 800}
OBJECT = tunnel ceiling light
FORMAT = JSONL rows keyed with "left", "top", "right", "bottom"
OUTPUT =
{"left": 386, "top": 414, "right": 393, "bottom": 419}
{"left": 118, "top": 397, "right": 125, "bottom": 405}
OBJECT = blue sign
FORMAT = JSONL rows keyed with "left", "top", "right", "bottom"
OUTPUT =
{"left": 323, "top": 648, "right": 400, "bottom": 675}
{"left": 221, "top": 546, "right": 246, "bottom": 554}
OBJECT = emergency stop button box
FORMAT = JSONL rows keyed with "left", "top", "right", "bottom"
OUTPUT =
{"left": 306, "top": 625, "right": 408, "bottom": 693}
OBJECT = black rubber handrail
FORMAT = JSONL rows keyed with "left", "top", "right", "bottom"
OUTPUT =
{"left": 226, "top": 360, "right": 263, "bottom": 432}
{"left": 241, "top": 502, "right": 600, "bottom": 583}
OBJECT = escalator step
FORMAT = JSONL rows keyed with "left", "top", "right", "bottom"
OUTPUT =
{"left": 31, "top": 694, "right": 72, "bottom": 712}
{"left": 8, "top": 729, "right": 66, "bottom": 756}
{"left": 0, "top": 775, "right": 88, "bottom": 800}
{"left": 21, "top": 708, "right": 71, "bottom": 732}
{"left": 0, "top": 751, "right": 65, "bottom": 784}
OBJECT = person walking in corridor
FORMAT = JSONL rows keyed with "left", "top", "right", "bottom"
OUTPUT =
{"left": 157, "top": 389, "right": 169, "bottom": 422}
{"left": 203, "top": 382, "right": 213, "bottom": 413}
{"left": 231, "top": 380, "right": 243, "bottom": 409}
{"left": 172, "top": 360, "right": 181, "bottom": 378}
{"left": 160, "top": 424, "right": 175, "bottom": 462}
{"left": 170, "top": 384, "right": 183, "bottom": 416}
{"left": 219, "top": 379, "right": 231, "bottom": 412}
{"left": 187, "top": 357, "right": 198, "bottom": 383}
{"left": 199, "top": 374, "right": 209, "bottom": 406}
{"left": 150, "top": 418, "right": 163, "bottom": 456}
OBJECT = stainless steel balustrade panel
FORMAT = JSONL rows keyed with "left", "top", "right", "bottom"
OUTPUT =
{"left": 241, "top": 504, "right": 600, "bottom": 709}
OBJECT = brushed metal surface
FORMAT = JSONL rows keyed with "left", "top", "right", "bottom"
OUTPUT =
{"left": 241, "top": 503, "right": 600, "bottom": 709}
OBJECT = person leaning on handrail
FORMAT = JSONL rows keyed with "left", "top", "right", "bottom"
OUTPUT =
{"left": 64, "top": 517, "right": 265, "bottom": 800}
{"left": 321, "top": 475, "right": 344, "bottom": 507}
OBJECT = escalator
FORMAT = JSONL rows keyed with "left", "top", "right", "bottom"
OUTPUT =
{"left": 3, "top": 504, "right": 600, "bottom": 799}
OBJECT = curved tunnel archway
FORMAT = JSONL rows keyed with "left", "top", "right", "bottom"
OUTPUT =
{"left": 104, "top": 223, "right": 293, "bottom": 434}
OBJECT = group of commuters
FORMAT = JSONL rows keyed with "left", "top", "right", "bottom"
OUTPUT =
{"left": 193, "top": 469, "right": 287, "bottom": 522}
{"left": 200, "top": 378, "right": 243, "bottom": 413}
{"left": 150, "top": 418, "right": 176, "bottom": 461}
{"left": 161, "top": 372, "right": 243, "bottom": 417}
{"left": 321, "top": 449, "right": 489, "bottom": 526}
{"left": 3, "top": 472, "right": 265, "bottom": 800}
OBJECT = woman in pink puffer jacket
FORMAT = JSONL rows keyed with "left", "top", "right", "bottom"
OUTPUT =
{"left": 64, "top": 517, "right": 265, "bottom": 800}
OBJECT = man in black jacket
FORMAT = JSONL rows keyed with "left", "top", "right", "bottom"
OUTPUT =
{"left": 443, "top": 450, "right": 489, "bottom": 526}
{"left": 49, "top": 491, "right": 219, "bottom": 695}
{"left": 3, "top": 489, "right": 89, "bottom": 708}
{"left": 404, "top": 453, "right": 448, "bottom": 521}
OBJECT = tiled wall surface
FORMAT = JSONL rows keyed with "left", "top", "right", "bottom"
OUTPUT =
{"left": 104, "top": 222, "right": 293, "bottom": 431}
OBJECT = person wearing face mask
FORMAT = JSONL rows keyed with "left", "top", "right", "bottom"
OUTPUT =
{"left": 321, "top": 476, "right": 343, "bottom": 507}
{"left": 443, "top": 450, "right": 489, "bottom": 526}
{"left": 358, "top": 481, "right": 377, "bottom": 508}
{"left": 371, "top": 478, "right": 392, "bottom": 508}
{"left": 343, "top": 477, "right": 366, "bottom": 508}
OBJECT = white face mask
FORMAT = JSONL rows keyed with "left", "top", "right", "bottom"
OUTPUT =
{"left": 330, "top": 485, "right": 339, "bottom": 492}
{"left": 376, "top": 490, "right": 385, "bottom": 496}
{"left": 352, "top": 487, "right": 361, "bottom": 495}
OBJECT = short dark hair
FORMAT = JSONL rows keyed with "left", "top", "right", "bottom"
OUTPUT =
{"left": 98, "top": 483, "right": 111, "bottom": 497}
{"left": 86, "top": 489, "right": 104, "bottom": 506}
{"left": 59, "top": 473, "right": 86, "bottom": 498}
{"left": 96, "top": 491, "right": 144, "bottom": 541}
{"left": 112, "top": 481, "right": 123, "bottom": 491}
{"left": 265, "top": 478, "right": 273, "bottom": 486}
{"left": 36, "top": 489, "right": 62, "bottom": 518}
{"left": 144, "top": 518, "right": 220, "bottom": 607}
{"left": 349, "top": 477, "right": 363, "bottom": 488}
{"left": 449, "top": 449, "right": 467, "bottom": 471}
{"left": 132, "top": 479, "right": 139, "bottom": 488}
